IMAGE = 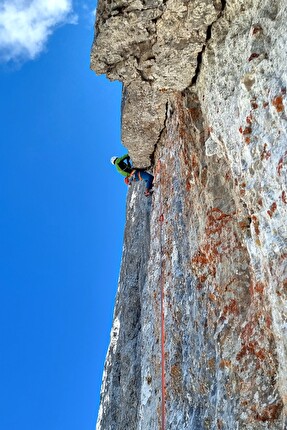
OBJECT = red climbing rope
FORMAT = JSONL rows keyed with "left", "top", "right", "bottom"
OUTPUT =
{"left": 158, "top": 159, "right": 166, "bottom": 430}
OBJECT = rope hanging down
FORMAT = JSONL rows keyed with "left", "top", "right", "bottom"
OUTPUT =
{"left": 158, "top": 159, "right": 166, "bottom": 430}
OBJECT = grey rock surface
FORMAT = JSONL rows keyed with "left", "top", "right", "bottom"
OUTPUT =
{"left": 97, "top": 184, "right": 152, "bottom": 429}
{"left": 92, "top": 0, "right": 287, "bottom": 428}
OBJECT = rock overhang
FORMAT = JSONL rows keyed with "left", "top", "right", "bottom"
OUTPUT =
{"left": 90, "top": 0, "right": 223, "bottom": 166}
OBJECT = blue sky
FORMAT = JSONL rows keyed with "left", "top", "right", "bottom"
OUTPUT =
{"left": 0, "top": 1, "right": 126, "bottom": 429}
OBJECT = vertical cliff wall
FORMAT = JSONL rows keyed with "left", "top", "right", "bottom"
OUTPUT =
{"left": 91, "top": 0, "right": 287, "bottom": 428}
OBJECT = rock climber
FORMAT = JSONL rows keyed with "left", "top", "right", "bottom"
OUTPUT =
{"left": 110, "top": 154, "right": 133, "bottom": 177}
{"left": 110, "top": 154, "right": 154, "bottom": 196}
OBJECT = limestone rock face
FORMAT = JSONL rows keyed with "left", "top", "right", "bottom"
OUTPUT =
{"left": 91, "top": 0, "right": 287, "bottom": 428}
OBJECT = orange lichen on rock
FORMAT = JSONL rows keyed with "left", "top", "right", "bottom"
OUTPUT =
{"left": 189, "top": 107, "right": 201, "bottom": 122}
{"left": 261, "top": 143, "right": 271, "bottom": 160}
{"left": 248, "top": 53, "right": 260, "bottom": 61}
{"left": 265, "top": 315, "right": 272, "bottom": 329}
{"left": 208, "top": 292, "right": 217, "bottom": 302}
{"left": 220, "top": 359, "right": 232, "bottom": 368}
{"left": 220, "top": 299, "right": 239, "bottom": 321}
{"left": 251, "top": 215, "right": 260, "bottom": 235}
{"left": 254, "top": 282, "right": 265, "bottom": 293}
{"left": 277, "top": 157, "right": 283, "bottom": 175}
{"left": 205, "top": 208, "right": 233, "bottom": 236}
{"left": 236, "top": 341, "right": 266, "bottom": 361}
{"left": 272, "top": 95, "right": 284, "bottom": 113}
{"left": 267, "top": 202, "right": 277, "bottom": 218}
{"left": 241, "top": 321, "right": 255, "bottom": 341}
{"left": 254, "top": 401, "right": 283, "bottom": 422}
{"left": 192, "top": 251, "right": 209, "bottom": 266}
{"left": 243, "top": 126, "right": 252, "bottom": 135}
{"left": 170, "top": 363, "right": 183, "bottom": 394}
{"left": 191, "top": 208, "right": 238, "bottom": 285}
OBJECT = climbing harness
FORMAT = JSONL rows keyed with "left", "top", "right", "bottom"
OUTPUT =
{"left": 117, "top": 157, "right": 133, "bottom": 173}
{"left": 158, "top": 159, "right": 166, "bottom": 430}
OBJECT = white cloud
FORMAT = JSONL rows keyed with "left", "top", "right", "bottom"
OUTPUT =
{"left": 0, "top": 0, "right": 77, "bottom": 63}
{"left": 92, "top": 8, "right": 97, "bottom": 17}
